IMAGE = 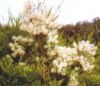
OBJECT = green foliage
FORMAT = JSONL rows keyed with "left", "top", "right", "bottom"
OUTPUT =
{"left": 0, "top": 55, "right": 43, "bottom": 86}
{"left": 49, "top": 79, "right": 63, "bottom": 86}
{"left": 0, "top": 18, "right": 29, "bottom": 57}
{"left": 0, "top": 16, "right": 100, "bottom": 86}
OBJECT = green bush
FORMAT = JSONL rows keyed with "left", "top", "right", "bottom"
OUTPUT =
{"left": 0, "top": 1, "right": 100, "bottom": 86}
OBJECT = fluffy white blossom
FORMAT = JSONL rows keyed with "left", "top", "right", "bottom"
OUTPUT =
{"left": 51, "top": 40, "right": 97, "bottom": 75}
{"left": 9, "top": 36, "right": 33, "bottom": 57}
{"left": 47, "top": 30, "right": 59, "bottom": 44}
{"left": 20, "top": 0, "right": 61, "bottom": 35}
{"left": 9, "top": 42, "right": 25, "bottom": 57}
{"left": 20, "top": 14, "right": 61, "bottom": 35}
{"left": 51, "top": 57, "right": 67, "bottom": 75}
{"left": 12, "top": 35, "right": 33, "bottom": 45}
{"left": 51, "top": 45, "right": 77, "bottom": 75}
{"left": 73, "top": 40, "right": 97, "bottom": 56}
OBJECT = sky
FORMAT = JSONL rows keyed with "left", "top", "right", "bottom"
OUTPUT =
{"left": 0, "top": 0, "right": 100, "bottom": 25}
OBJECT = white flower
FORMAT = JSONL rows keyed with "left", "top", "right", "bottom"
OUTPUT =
{"left": 9, "top": 35, "right": 34, "bottom": 57}
{"left": 73, "top": 40, "right": 97, "bottom": 56}
{"left": 17, "top": 47, "right": 25, "bottom": 56}
{"left": 11, "top": 44, "right": 25, "bottom": 57}
{"left": 47, "top": 30, "right": 58, "bottom": 44}
{"left": 48, "top": 50, "right": 56, "bottom": 56}
{"left": 52, "top": 57, "right": 67, "bottom": 75}
{"left": 20, "top": 1, "right": 61, "bottom": 36}
{"left": 51, "top": 40, "right": 97, "bottom": 75}
{"left": 54, "top": 45, "right": 77, "bottom": 59}
{"left": 11, "top": 35, "right": 33, "bottom": 45}
{"left": 82, "top": 63, "right": 94, "bottom": 72}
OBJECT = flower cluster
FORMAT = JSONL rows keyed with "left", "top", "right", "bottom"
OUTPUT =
{"left": 51, "top": 40, "right": 97, "bottom": 75}
{"left": 19, "top": 0, "right": 97, "bottom": 77}
{"left": 47, "top": 30, "right": 58, "bottom": 44}
{"left": 12, "top": 35, "right": 33, "bottom": 45}
{"left": 73, "top": 40, "right": 97, "bottom": 56}
{"left": 44, "top": 29, "right": 60, "bottom": 58}
{"left": 9, "top": 36, "right": 33, "bottom": 57}
{"left": 20, "top": 1, "right": 61, "bottom": 35}
{"left": 51, "top": 46, "right": 78, "bottom": 75}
